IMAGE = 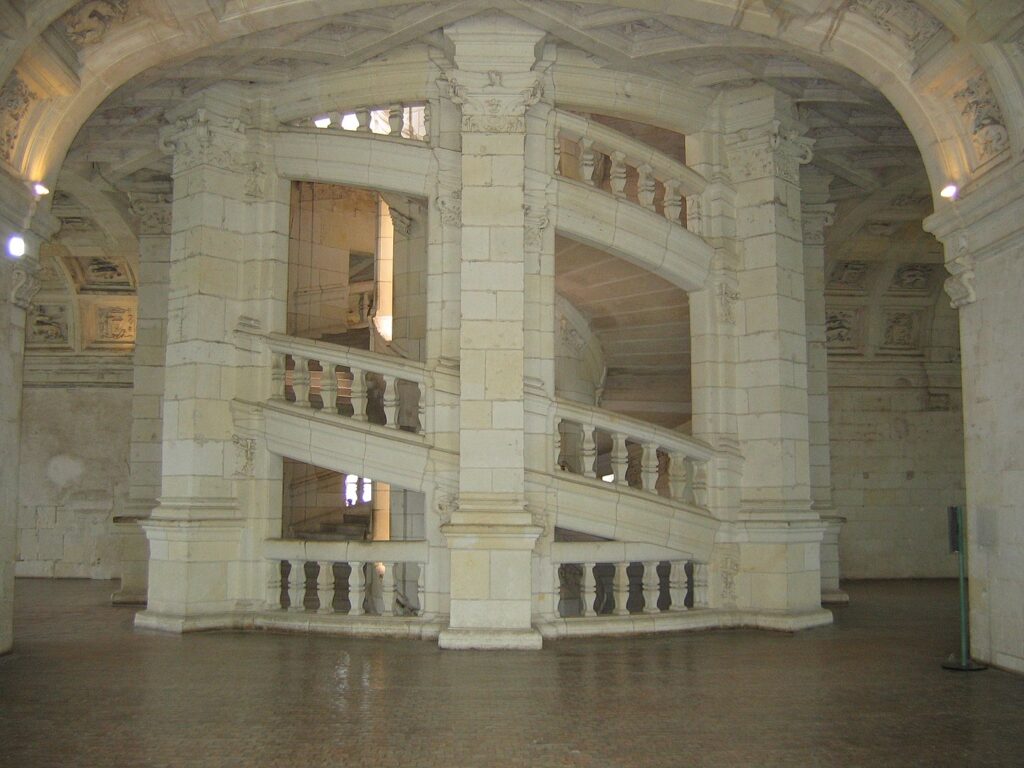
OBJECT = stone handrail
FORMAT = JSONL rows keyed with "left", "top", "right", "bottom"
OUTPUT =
{"left": 266, "top": 332, "right": 428, "bottom": 435}
{"left": 550, "top": 542, "right": 708, "bottom": 617}
{"left": 265, "top": 538, "right": 429, "bottom": 617}
{"left": 554, "top": 398, "right": 712, "bottom": 508}
{"left": 554, "top": 109, "right": 706, "bottom": 227}
{"left": 291, "top": 102, "right": 428, "bottom": 141}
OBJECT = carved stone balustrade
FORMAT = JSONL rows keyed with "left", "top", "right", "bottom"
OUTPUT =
{"left": 554, "top": 110, "right": 705, "bottom": 229}
{"left": 554, "top": 399, "right": 713, "bottom": 510}
{"left": 266, "top": 333, "right": 428, "bottom": 435}
{"left": 264, "top": 538, "right": 430, "bottom": 619}
{"left": 290, "top": 103, "right": 429, "bottom": 142}
{"left": 550, "top": 541, "right": 709, "bottom": 619}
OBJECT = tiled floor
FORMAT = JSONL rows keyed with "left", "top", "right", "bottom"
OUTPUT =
{"left": 1, "top": 579, "right": 1023, "bottom": 767}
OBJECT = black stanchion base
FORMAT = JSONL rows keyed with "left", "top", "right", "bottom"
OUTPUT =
{"left": 942, "top": 654, "right": 988, "bottom": 672}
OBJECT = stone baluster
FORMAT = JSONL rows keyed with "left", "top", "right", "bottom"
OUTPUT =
{"left": 271, "top": 353, "right": 287, "bottom": 401}
{"left": 581, "top": 425, "right": 597, "bottom": 479}
{"left": 417, "top": 385, "right": 427, "bottom": 435}
{"left": 637, "top": 164, "right": 656, "bottom": 211}
{"left": 552, "top": 564, "right": 563, "bottom": 618}
{"left": 693, "top": 562, "right": 709, "bottom": 609}
{"left": 266, "top": 560, "right": 283, "bottom": 610}
{"left": 613, "top": 561, "right": 631, "bottom": 616}
{"left": 292, "top": 356, "right": 311, "bottom": 408}
{"left": 579, "top": 137, "right": 596, "bottom": 185}
{"left": 609, "top": 151, "right": 627, "bottom": 198}
{"left": 316, "top": 560, "right": 335, "bottom": 614}
{"left": 389, "top": 105, "right": 404, "bottom": 136}
{"left": 416, "top": 564, "right": 426, "bottom": 618}
{"left": 381, "top": 563, "right": 395, "bottom": 616}
{"left": 355, "top": 108, "right": 371, "bottom": 132}
{"left": 287, "top": 560, "right": 306, "bottom": 612}
{"left": 669, "top": 561, "right": 688, "bottom": 611}
{"left": 382, "top": 374, "right": 400, "bottom": 428}
{"left": 667, "top": 450, "right": 689, "bottom": 502}
{"left": 663, "top": 180, "right": 683, "bottom": 223}
{"left": 691, "top": 460, "right": 708, "bottom": 508}
{"left": 350, "top": 367, "right": 368, "bottom": 421}
{"left": 611, "top": 432, "right": 629, "bottom": 486}
{"left": 581, "top": 562, "right": 596, "bottom": 617}
{"left": 643, "top": 561, "right": 660, "bottom": 613}
{"left": 554, "top": 138, "right": 562, "bottom": 176}
{"left": 554, "top": 421, "right": 564, "bottom": 470}
{"left": 320, "top": 364, "right": 338, "bottom": 414}
{"left": 641, "top": 442, "right": 659, "bottom": 493}
{"left": 348, "top": 561, "right": 365, "bottom": 616}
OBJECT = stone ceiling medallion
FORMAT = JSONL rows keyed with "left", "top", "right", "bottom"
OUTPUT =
{"left": 887, "top": 263, "right": 935, "bottom": 295}
{"left": 879, "top": 308, "right": 923, "bottom": 354}
{"left": 26, "top": 303, "right": 73, "bottom": 349}
{"left": 60, "top": 1, "right": 131, "bottom": 48}
{"left": 826, "top": 260, "right": 872, "bottom": 295}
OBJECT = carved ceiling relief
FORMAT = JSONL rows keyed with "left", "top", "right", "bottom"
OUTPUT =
{"left": 827, "top": 261, "right": 873, "bottom": 294}
{"left": 0, "top": 74, "right": 36, "bottom": 164}
{"left": 27, "top": 303, "right": 72, "bottom": 348}
{"left": 880, "top": 309, "right": 922, "bottom": 353}
{"left": 85, "top": 301, "right": 137, "bottom": 348}
{"left": 825, "top": 308, "right": 862, "bottom": 353}
{"left": 848, "top": 0, "right": 945, "bottom": 55}
{"left": 60, "top": 1, "right": 131, "bottom": 48}
{"left": 953, "top": 75, "right": 1010, "bottom": 166}
{"left": 887, "top": 264, "right": 935, "bottom": 294}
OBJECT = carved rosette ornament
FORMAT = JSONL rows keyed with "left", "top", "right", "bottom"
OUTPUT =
{"left": 440, "top": 69, "right": 544, "bottom": 134}
{"left": 727, "top": 120, "right": 813, "bottom": 185}
{"left": 0, "top": 75, "right": 36, "bottom": 164}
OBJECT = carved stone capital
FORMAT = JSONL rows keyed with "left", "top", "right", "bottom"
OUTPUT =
{"left": 439, "top": 69, "right": 545, "bottom": 134}
{"left": 727, "top": 120, "right": 813, "bottom": 184}
{"left": 159, "top": 106, "right": 251, "bottom": 175}
{"left": 435, "top": 191, "right": 462, "bottom": 227}
{"left": 129, "top": 193, "right": 173, "bottom": 236}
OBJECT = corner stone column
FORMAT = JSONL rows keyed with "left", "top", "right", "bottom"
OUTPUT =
{"left": 723, "top": 87, "right": 829, "bottom": 623}
{"left": 0, "top": 250, "right": 39, "bottom": 653}
{"left": 112, "top": 194, "right": 172, "bottom": 605}
{"left": 135, "top": 90, "right": 256, "bottom": 632}
{"left": 800, "top": 168, "right": 847, "bottom": 605}
{"left": 437, "top": 15, "right": 545, "bottom": 650}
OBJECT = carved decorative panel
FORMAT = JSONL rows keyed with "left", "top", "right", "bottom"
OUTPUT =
{"left": 27, "top": 303, "right": 72, "bottom": 348}
{"left": 825, "top": 308, "right": 862, "bottom": 354}
{"left": 879, "top": 309, "right": 922, "bottom": 354}
{"left": 826, "top": 261, "right": 873, "bottom": 295}
{"left": 887, "top": 263, "right": 936, "bottom": 295}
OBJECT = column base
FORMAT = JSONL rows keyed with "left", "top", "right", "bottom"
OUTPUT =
{"left": 438, "top": 626, "right": 543, "bottom": 650}
{"left": 134, "top": 609, "right": 248, "bottom": 634}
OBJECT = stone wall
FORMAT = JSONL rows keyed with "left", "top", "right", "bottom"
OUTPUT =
{"left": 830, "top": 382, "right": 964, "bottom": 579}
{"left": 16, "top": 386, "right": 131, "bottom": 579}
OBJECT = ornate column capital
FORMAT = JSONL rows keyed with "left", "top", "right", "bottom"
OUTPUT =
{"left": 726, "top": 120, "right": 814, "bottom": 184}
{"left": 438, "top": 69, "right": 545, "bottom": 134}
{"left": 129, "top": 192, "right": 173, "bottom": 237}
{"left": 159, "top": 103, "right": 252, "bottom": 176}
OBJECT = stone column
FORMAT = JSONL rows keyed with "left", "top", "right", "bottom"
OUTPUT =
{"left": 723, "top": 87, "right": 829, "bottom": 621}
{"left": 112, "top": 194, "right": 171, "bottom": 605}
{"left": 801, "top": 168, "right": 847, "bottom": 605}
{"left": 924, "top": 166, "right": 1024, "bottom": 674}
{"left": 437, "top": 15, "right": 545, "bottom": 650}
{"left": 135, "top": 89, "right": 257, "bottom": 632}
{"left": 0, "top": 249, "right": 38, "bottom": 654}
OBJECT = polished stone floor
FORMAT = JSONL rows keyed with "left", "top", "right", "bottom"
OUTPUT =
{"left": 2, "top": 579, "right": 1023, "bottom": 767}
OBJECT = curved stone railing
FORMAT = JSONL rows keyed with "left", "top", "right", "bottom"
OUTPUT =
{"left": 554, "top": 110, "right": 705, "bottom": 229}
{"left": 554, "top": 399, "right": 712, "bottom": 509}
{"left": 290, "top": 102, "right": 428, "bottom": 141}
{"left": 550, "top": 541, "right": 708, "bottom": 619}
{"left": 266, "top": 333, "right": 428, "bottom": 436}
{"left": 264, "top": 538, "right": 430, "bottom": 619}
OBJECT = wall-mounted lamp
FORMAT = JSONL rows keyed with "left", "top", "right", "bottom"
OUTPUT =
{"left": 940, "top": 184, "right": 958, "bottom": 200}
{"left": 7, "top": 234, "right": 27, "bottom": 258}
{"left": 32, "top": 182, "right": 50, "bottom": 197}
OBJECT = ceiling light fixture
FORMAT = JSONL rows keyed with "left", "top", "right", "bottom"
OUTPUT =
{"left": 7, "top": 234, "right": 27, "bottom": 258}
{"left": 940, "top": 184, "right": 958, "bottom": 199}
{"left": 32, "top": 182, "right": 50, "bottom": 196}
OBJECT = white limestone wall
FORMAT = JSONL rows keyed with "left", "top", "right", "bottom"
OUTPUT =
{"left": 829, "top": 383, "right": 962, "bottom": 578}
{"left": 16, "top": 386, "right": 132, "bottom": 578}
